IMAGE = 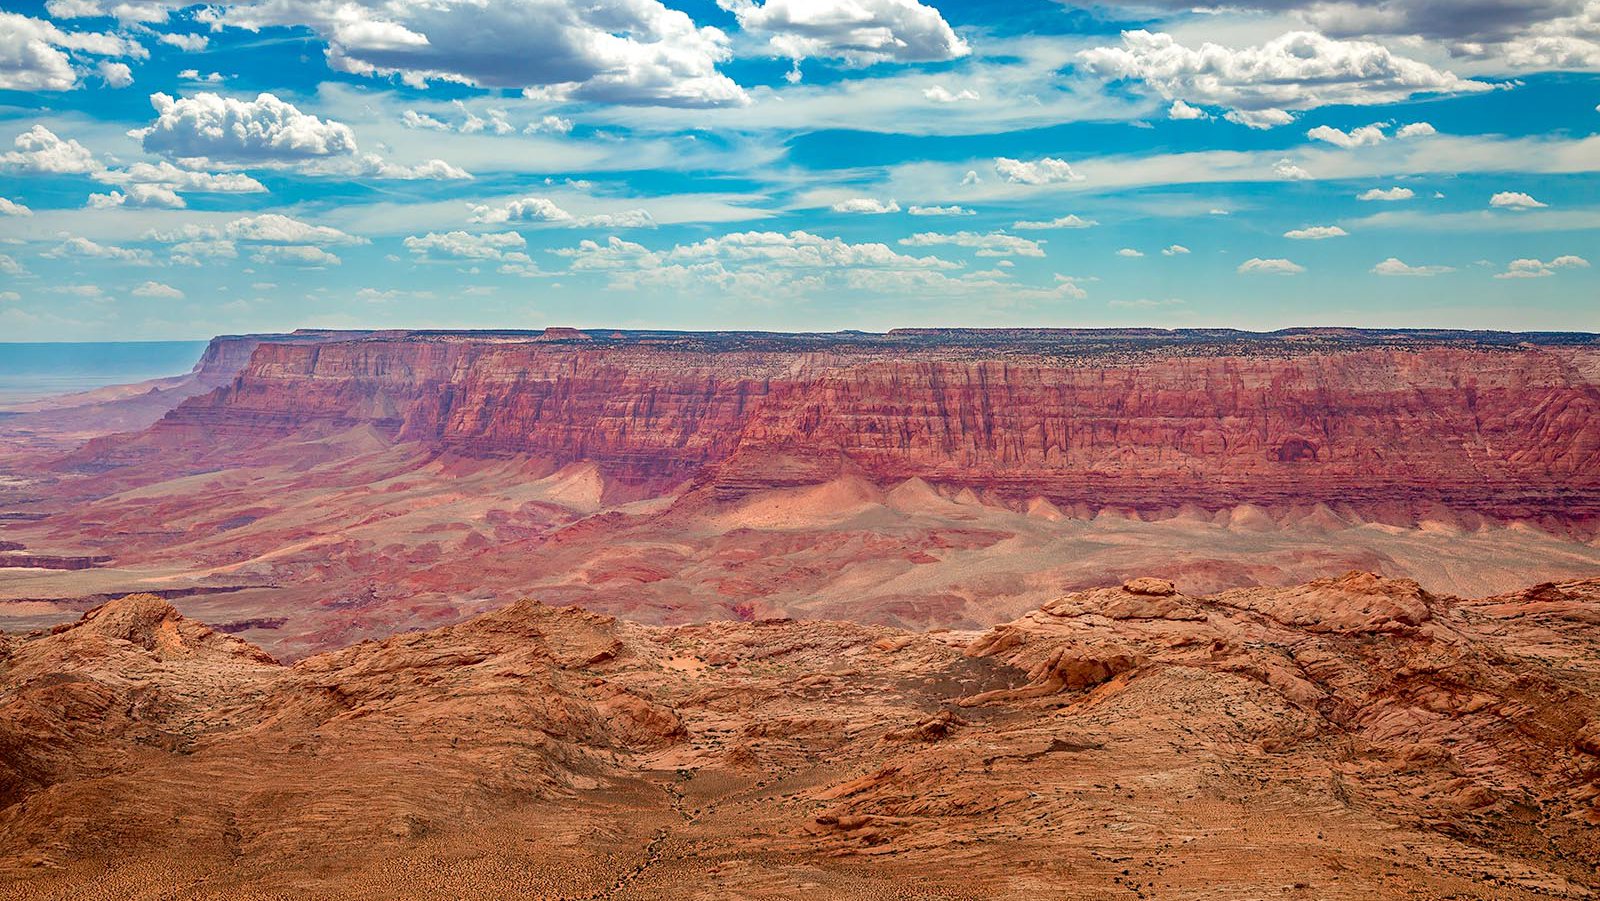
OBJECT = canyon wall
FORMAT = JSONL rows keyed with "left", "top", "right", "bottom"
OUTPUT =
{"left": 143, "top": 329, "right": 1600, "bottom": 522}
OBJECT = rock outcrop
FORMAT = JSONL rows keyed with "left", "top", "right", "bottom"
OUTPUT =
{"left": 2, "top": 576, "right": 1598, "bottom": 899}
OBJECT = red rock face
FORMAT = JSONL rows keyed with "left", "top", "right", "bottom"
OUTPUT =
{"left": 141, "top": 331, "right": 1600, "bottom": 523}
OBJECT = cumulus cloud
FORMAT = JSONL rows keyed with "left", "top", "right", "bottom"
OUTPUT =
{"left": 1398, "top": 121, "right": 1437, "bottom": 137}
{"left": 158, "top": 33, "right": 208, "bottom": 51}
{"left": 1494, "top": 254, "right": 1590, "bottom": 278}
{"left": 1226, "top": 108, "right": 1296, "bottom": 129}
{"left": 211, "top": 0, "right": 747, "bottom": 107}
{"left": 0, "top": 12, "right": 146, "bottom": 91}
{"left": 131, "top": 280, "right": 183, "bottom": 298}
{"left": 1490, "top": 191, "right": 1549, "bottom": 208}
{"left": 0, "top": 196, "right": 30, "bottom": 216}
{"left": 133, "top": 92, "right": 468, "bottom": 179}
{"left": 87, "top": 184, "right": 185, "bottom": 208}
{"left": 1078, "top": 30, "right": 1490, "bottom": 125}
{"left": 223, "top": 214, "right": 365, "bottom": 245}
{"left": 97, "top": 60, "right": 133, "bottom": 88}
{"left": 404, "top": 230, "right": 530, "bottom": 262}
{"left": 1372, "top": 257, "right": 1454, "bottom": 276}
{"left": 1116, "top": 248, "right": 1144, "bottom": 257}
{"left": 1285, "top": 225, "right": 1349, "bottom": 239}
{"left": 924, "top": 85, "right": 979, "bottom": 103}
{"left": 1307, "top": 123, "right": 1386, "bottom": 147}
{"left": 909, "top": 205, "right": 974, "bottom": 216}
{"left": 401, "top": 109, "right": 450, "bottom": 131}
{"left": 252, "top": 245, "right": 341, "bottom": 267}
{"left": 526, "top": 114, "right": 575, "bottom": 135}
{"left": 721, "top": 0, "right": 969, "bottom": 72}
{"left": 1012, "top": 215, "right": 1097, "bottom": 230}
{"left": 1168, "top": 99, "right": 1208, "bottom": 120}
{"left": 1273, "top": 159, "right": 1313, "bottom": 180}
{"left": 995, "top": 157, "right": 1083, "bottom": 185}
{"left": 0, "top": 125, "right": 100, "bottom": 174}
{"left": 43, "top": 235, "right": 153, "bottom": 265}
{"left": 551, "top": 230, "right": 1085, "bottom": 302}
{"left": 899, "top": 231, "right": 1045, "bottom": 257}
{"left": 831, "top": 198, "right": 901, "bottom": 214}
{"left": 1358, "top": 186, "right": 1416, "bottom": 201}
{"left": 468, "top": 196, "right": 654, "bottom": 228}
{"left": 146, "top": 214, "right": 364, "bottom": 266}
{"left": 95, "top": 160, "right": 267, "bottom": 193}
{"left": 1161, "top": 244, "right": 1191, "bottom": 255}
{"left": 136, "top": 92, "right": 358, "bottom": 164}
{"left": 1238, "top": 257, "right": 1306, "bottom": 275}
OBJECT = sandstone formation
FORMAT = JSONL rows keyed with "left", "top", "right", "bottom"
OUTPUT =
{"left": 1, "top": 574, "right": 1598, "bottom": 898}
{"left": 118, "top": 329, "right": 1600, "bottom": 524}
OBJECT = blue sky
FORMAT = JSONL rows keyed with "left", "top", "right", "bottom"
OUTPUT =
{"left": 0, "top": 0, "right": 1596, "bottom": 339}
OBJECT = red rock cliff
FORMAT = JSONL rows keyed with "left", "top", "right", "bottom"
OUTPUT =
{"left": 146, "top": 330, "right": 1600, "bottom": 521}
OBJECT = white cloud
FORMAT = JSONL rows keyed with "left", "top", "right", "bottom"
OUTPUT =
{"left": 1494, "top": 255, "right": 1590, "bottom": 278}
{"left": 95, "top": 160, "right": 267, "bottom": 193}
{"left": 1358, "top": 186, "right": 1416, "bottom": 201}
{"left": 133, "top": 92, "right": 468, "bottom": 179}
{"left": 1012, "top": 214, "right": 1097, "bottom": 230}
{"left": 0, "top": 196, "right": 30, "bottom": 217}
{"left": 216, "top": 0, "right": 747, "bottom": 107}
{"left": 131, "top": 280, "right": 183, "bottom": 298}
{"left": 1168, "top": 99, "right": 1208, "bottom": 120}
{"left": 1238, "top": 257, "right": 1305, "bottom": 275}
{"left": 223, "top": 214, "right": 365, "bottom": 245}
{"left": 177, "top": 68, "right": 225, "bottom": 83}
{"left": 1284, "top": 225, "right": 1348, "bottom": 239}
{"left": 0, "top": 12, "right": 146, "bottom": 91}
{"left": 1490, "top": 191, "right": 1548, "bottom": 209}
{"left": 402, "top": 110, "right": 450, "bottom": 130}
{"left": 1397, "top": 122, "right": 1437, "bottom": 138}
{"left": 0, "top": 291, "right": 18, "bottom": 302}
{"left": 1161, "top": 244, "right": 1191, "bottom": 256}
{"left": 136, "top": 92, "right": 358, "bottom": 164}
{"left": 1372, "top": 257, "right": 1453, "bottom": 276}
{"left": 924, "top": 85, "right": 979, "bottom": 103}
{"left": 0, "top": 254, "right": 24, "bottom": 276}
{"left": 1273, "top": 158, "right": 1313, "bottom": 180}
{"left": 361, "top": 157, "right": 472, "bottom": 180}
{"left": 159, "top": 33, "right": 208, "bottom": 52}
{"left": 0, "top": 125, "right": 101, "bottom": 174}
{"left": 721, "top": 0, "right": 969, "bottom": 71}
{"left": 43, "top": 235, "right": 153, "bottom": 265}
{"left": 97, "top": 60, "right": 133, "bottom": 88}
{"left": 404, "top": 230, "right": 530, "bottom": 262}
{"left": 995, "top": 156, "right": 1083, "bottom": 185}
{"left": 899, "top": 231, "right": 1045, "bottom": 257}
{"left": 908, "top": 205, "right": 974, "bottom": 216}
{"left": 87, "top": 184, "right": 185, "bottom": 208}
{"left": 472, "top": 196, "right": 573, "bottom": 224}
{"left": 525, "top": 114, "right": 575, "bottom": 135}
{"left": 146, "top": 215, "right": 363, "bottom": 268}
{"left": 468, "top": 196, "right": 654, "bottom": 228}
{"left": 1078, "top": 30, "right": 1490, "bottom": 124}
{"left": 1116, "top": 248, "right": 1144, "bottom": 258}
{"left": 550, "top": 229, "right": 1084, "bottom": 302}
{"left": 1226, "top": 108, "right": 1295, "bottom": 129}
{"left": 252, "top": 245, "right": 341, "bottom": 267}
{"left": 831, "top": 198, "right": 901, "bottom": 214}
{"left": 1307, "top": 123, "right": 1386, "bottom": 147}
